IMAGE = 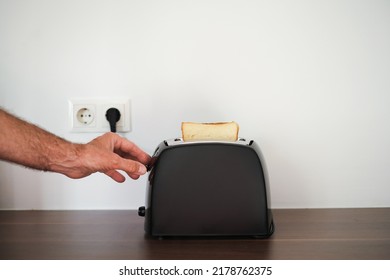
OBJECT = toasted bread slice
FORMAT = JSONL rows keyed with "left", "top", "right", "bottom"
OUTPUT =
{"left": 181, "top": 122, "right": 239, "bottom": 142}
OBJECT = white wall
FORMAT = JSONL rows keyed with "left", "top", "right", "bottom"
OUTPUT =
{"left": 0, "top": 0, "right": 389, "bottom": 209}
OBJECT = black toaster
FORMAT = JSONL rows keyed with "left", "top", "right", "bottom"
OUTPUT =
{"left": 138, "top": 138, "right": 274, "bottom": 238}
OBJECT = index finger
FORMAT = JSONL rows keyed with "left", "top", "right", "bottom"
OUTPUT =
{"left": 113, "top": 136, "right": 151, "bottom": 165}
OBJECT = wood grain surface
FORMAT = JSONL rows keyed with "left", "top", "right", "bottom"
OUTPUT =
{"left": 0, "top": 208, "right": 389, "bottom": 260}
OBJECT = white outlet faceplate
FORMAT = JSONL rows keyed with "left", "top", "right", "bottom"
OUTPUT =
{"left": 69, "top": 98, "right": 131, "bottom": 133}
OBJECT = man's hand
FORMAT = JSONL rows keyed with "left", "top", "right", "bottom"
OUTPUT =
{"left": 69, "top": 133, "right": 151, "bottom": 182}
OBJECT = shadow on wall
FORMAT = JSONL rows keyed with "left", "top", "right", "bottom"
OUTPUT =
{"left": 259, "top": 140, "right": 311, "bottom": 209}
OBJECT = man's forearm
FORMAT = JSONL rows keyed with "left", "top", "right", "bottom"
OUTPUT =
{"left": 0, "top": 109, "right": 78, "bottom": 173}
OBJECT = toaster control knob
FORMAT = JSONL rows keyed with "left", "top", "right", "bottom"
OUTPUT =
{"left": 138, "top": 206, "right": 146, "bottom": 217}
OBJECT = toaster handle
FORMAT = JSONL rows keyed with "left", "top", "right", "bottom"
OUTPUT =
{"left": 138, "top": 206, "right": 146, "bottom": 217}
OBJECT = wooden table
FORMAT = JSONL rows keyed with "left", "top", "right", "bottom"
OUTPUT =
{"left": 0, "top": 208, "right": 389, "bottom": 260}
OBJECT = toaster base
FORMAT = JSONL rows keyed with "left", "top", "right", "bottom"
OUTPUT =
{"left": 149, "top": 220, "right": 275, "bottom": 239}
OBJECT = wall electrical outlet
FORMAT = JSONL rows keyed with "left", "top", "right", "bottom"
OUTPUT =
{"left": 69, "top": 98, "right": 131, "bottom": 133}
{"left": 76, "top": 107, "right": 95, "bottom": 125}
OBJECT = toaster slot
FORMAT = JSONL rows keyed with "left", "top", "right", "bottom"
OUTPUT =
{"left": 165, "top": 137, "right": 251, "bottom": 146}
